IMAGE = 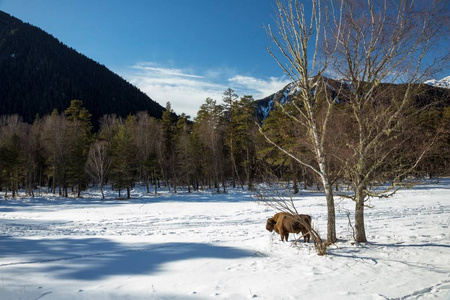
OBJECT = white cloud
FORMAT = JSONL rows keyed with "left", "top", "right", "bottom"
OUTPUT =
{"left": 133, "top": 63, "right": 205, "bottom": 79}
{"left": 121, "top": 62, "right": 225, "bottom": 118}
{"left": 119, "top": 62, "right": 290, "bottom": 117}
{"left": 228, "top": 75, "right": 291, "bottom": 99}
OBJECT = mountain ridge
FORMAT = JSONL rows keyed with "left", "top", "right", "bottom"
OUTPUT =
{"left": 255, "top": 76, "right": 450, "bottom": 120}
{"left": 0, "top": 10, "right": 166, "bottom": 127}
{"left": 424, "top": 76, "right": 450, "bottom": 89}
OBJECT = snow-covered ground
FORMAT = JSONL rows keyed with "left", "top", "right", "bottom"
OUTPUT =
{"left": 0, "top": 179, "right": 449, "bottom": 300}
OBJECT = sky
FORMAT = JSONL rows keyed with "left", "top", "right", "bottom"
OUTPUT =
{"left": 0, "top": 0, "right": 292, "bottom": 117}
{"left": 1, "top": 1, "right": 448, "bottom": 117}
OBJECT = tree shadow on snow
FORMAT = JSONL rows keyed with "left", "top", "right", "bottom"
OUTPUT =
{"left": 0, "top": 190, "right": 258, "bottom": 210}
{"left": 0, "top": 236, "right": 257, "bottom": 280}
{"left": 369, "top": 241, "right": 450, "bottom": 249}
{"left": 327, "top": 241, "right": 450, "bottom": 273}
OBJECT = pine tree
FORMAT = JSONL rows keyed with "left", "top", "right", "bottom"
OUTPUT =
{"left": 223, "top": 88, "right": 239, "bottom": 187}
{"left": 175, "top": 114, "right": 194, "bottom": 192}
{"left": 194, "top": 98, "right": 226, "bottom": 192}
{"left": 0, "top": 133, "right": 25, "bottom": 198}
{"left": 160, "top": 102, "right": 177, "bottom": 191}
{"left": 109, "top": 116, "right": 138, "bottom": 199}
{"left": 64, "top": 100, "right": 93, "bottom": 197}
{"left": 260, "top": 102, "right": 312, "bottom": 192}
{"left": 233, "top": 95, "right": 258, "bottom": 190}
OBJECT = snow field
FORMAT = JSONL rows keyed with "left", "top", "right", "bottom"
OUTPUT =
{"left": 0, "top": 180, "right": 449, "bottom": 299}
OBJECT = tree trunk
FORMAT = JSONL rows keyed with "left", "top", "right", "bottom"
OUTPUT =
{"left": 324, "top": 181, "right": 337, "bottom": 243}
{"left": 100, "top": 182, "right": 105, "bottom": 199}
{"left": 145, "top": 175, "right": 150, "bottom": 194}
{"left": 293, "top": 176, "right": 299, "bottom": 194}
{"left": 312, "top": 118, "right": 337, "bottom": 244}
{"left": 355, "top": 188, "right": 367, "bottom": 242}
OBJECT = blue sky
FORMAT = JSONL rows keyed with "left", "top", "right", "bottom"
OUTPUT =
{"left": 0, "top": 0, "right": 292, "bottom": 116}
{"left": 1, "top": 1, "right": 448, "bottom": 116}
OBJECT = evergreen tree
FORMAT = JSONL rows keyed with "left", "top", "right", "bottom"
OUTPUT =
{"left": 175, "top": 114, "right": 194, "bottom": 192}
{"left": 0, "top": 115, "right": 27, "bottom": 198}
{"left": 64, "top": 100, "right": 93, "bottom": 197}
{"left": 223, "top": 88, "right": 239, "bottom": 187}
{"left": 160, "top": 102, "right": 177, "bottom": 191}
{"left": 194, "top": 98, "right": 226, "bottom": 192}
{"left": 0, "top": 133, "right": 25, "bottom": 197}
{"left": 233, "top": 95, "right": 258, "bottom": 190}
{"left": 109, "top": 116, "right": 138, "bottom": 199}
{"left": 260, "top": 102, "right": 313, "bottom": 192}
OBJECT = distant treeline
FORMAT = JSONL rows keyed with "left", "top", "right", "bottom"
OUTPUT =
{"left": 0, "top": 86, "right": 449, "bottom": 199}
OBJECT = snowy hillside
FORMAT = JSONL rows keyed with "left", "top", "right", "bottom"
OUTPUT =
{"left": 256, "top": 76, "right": 450, "bottom": 120}
{"left": 256, "top": 82, "right": 301, "bottom": 120}
{"left": 424, "top": 76, "right": 450, "bottom": 89}
{"left": 0, "top": 180, "right": 449, "bottom": 299}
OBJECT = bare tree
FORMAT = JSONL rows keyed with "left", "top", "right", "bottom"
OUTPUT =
{"left": 86, "top": 140, "right": 111, "bottom": 199}
{"left": 329, "top": 0, "right": 450, "bottom": 242}
{"left": 134, "top": 111, "right": 158, "bottom": 193}
{"left": 41, "top": 111, "right": 71, "bottom": 196}
{"left": 23, "top": 117, "right": 44, "bottom": 197}
{"left": 263, "top": 0, "right": 341, "bottom": 243}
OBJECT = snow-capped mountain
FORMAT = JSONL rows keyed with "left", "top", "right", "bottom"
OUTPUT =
{"left": 255, "top": 82, "right": 301, "bottom": 120}
{"left": 255, "top": 76, "right": 450, "bottom": 121}
{"left": 424, "top": 76, "right": 450, "bottom": 89}
{"left": 255, "top": 77, "right": 346, "bottom": 120}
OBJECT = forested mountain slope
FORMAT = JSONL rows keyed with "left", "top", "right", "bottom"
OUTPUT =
{"left": 0, "top": 10, "right": 165, "bottom": 126}
{"left": 255, "top": 76, "right": 450, "bottom": 121}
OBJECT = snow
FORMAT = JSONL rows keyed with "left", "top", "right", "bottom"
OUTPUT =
{"left": 258, "top": 82, "right": 302, "bottom": 120}
{"left": 260, "top": 98, "right": 274, "bottom": 120}
{"left": 1, "top": 180, "right": 449, "bottom": 300}
{"left": 424, "top": 76, "right": 450, "bottom": 89}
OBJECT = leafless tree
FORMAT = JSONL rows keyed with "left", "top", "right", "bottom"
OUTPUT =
{"left": 86, "top": 140, "right": 111, "bottom": 199}
{"left": 328, "top": 0, "right": 450, "bottom": 242}
{"left": 41, "top": 111, "right": 71, "bottom": 196}
{"left": 23, "top": 117, "right": 44, "bottom": 197}
{"left": 262, "top": 0, "right": 342, "bottom": 243}
{"left": 134, "top": 111, "right": 159, "bottom": 193}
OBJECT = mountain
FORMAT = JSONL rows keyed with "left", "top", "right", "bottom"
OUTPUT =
{"left": 255, "top": 82, "right": 299, "bottom": 120}
{"left": 255, "top": 77, "right": 450, "bottom": 120}
{"left": 0, "top": 10, "right": 165, "bottom": 127}
{"left": 424, "top": 76, "right": 450, "bottom": 89}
